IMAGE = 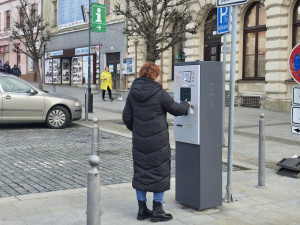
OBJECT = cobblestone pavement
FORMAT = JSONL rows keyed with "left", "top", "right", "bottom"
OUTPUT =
{"left": 0, "top": 123, "right": 239, "bottom": 197}
{"left": 0, "top": 124, "right": 135, "bottom": 197}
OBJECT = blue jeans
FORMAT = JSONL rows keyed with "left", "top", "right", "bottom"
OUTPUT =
{"left": 136, "top": 190, "right": 164, "bottom": 203}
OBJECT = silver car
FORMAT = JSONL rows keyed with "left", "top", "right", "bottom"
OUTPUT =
{"left": 0, "top": 72, "right": 82, "bottom": 129}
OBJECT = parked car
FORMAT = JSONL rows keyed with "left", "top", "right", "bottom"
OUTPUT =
{"left": 0, "top": 72, "right": 82, "bottom": 128}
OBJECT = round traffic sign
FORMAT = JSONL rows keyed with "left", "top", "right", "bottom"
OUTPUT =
{"left": 289, "top": 43, "right": 300, "bottom": 84}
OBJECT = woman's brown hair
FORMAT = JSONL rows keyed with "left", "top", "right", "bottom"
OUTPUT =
{"left": 139, "top": 62, "right": 160, "bottom": 80}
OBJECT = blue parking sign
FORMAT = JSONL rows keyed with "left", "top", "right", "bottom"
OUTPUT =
{"left": 217, "top": 7, "right": 231, "bottom": 34}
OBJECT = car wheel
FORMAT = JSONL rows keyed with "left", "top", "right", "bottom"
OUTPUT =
{"left": 46, "top": 106, "right": 70, "bottom": 129}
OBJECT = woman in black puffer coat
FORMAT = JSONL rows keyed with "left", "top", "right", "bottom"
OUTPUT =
{"left": 122, "top": 62, "right": 190, "bottom": 222}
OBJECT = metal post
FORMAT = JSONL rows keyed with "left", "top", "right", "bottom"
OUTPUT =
{"left": 258, "top": 113, "right": 265, "bottom": 187}
{"left": 85, "top": 90, "right": 89, "bottom": 120}
{"left": 87, "top": 154, "right": 101, "bottom": 225}
{"left": 92, "top": 118, "right": 100, "bottom": 156}
{"left": 87, "top": 118, "right": 101, "bottom": 225}
{"left": 224, "top": 5, "right": 237, "bottom": 203}
{"left": 222, "top": 33, "right": 227, "bottom": 148}
{"left": 53, "top": 84, "right": 56, "bottom": 92}
{"left": 86, "top": 0, "right": 93, "bottom": 113}
{"left": 134, "top": 39, "right": 139, "bottom": 80}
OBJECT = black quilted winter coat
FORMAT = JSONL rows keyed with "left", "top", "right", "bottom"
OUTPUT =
{"left": 122, "top": 77, "right": 189, "bottom": 192}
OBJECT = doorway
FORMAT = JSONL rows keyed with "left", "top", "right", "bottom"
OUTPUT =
{"left": 204, "top": 9, "right": 222, "bottom": 62}
{"left": 106, "top": 53, "right": 120, "bottom": 90}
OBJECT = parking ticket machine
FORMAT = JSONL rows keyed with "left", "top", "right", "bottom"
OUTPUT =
{"left": 174, "top": 61, "right": 222, "bottom": 210}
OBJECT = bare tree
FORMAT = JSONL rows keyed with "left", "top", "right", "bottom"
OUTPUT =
{"left": 114, "top": 0, "right": 200, "bottom": 62}
{"left": 10, "top": 0, "right": 51, "bottom": 89}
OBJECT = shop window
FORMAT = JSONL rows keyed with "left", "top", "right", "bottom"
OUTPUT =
{"left": 293, "top": 1, "right": 300, "bottom": 47}
{"left": 243, "top": 2, "right": 266, "bottom": 79}
{"left": 5, "top": 10, "right": 11, "bottom": 29}
{"left": 53, "top": 1, "right": 57, "bottom": 27}
{"left": 0, "top": 46, "right": 10, "bottom": 68}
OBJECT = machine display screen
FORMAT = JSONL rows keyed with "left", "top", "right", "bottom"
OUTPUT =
{"left": 180, "top": 87, "right": 191, "bottom": 101}
{"left": 183, "top": 71, "right": 192, "bottom": 82}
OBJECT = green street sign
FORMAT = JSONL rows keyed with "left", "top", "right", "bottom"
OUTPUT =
{"left": 91, "top": 3, "right": 106, "bottom": 32}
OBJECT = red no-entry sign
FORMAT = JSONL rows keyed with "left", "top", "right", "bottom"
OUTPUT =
{"left": 289, "top": 43, "right": 300, "bottom": 84}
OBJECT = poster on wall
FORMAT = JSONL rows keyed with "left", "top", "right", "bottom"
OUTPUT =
{"left": 109, "top": 64, "right": 114, "bottom": 73}
{"left": 28, "top": 57, "right": 34, "bottom": 73}
{"left": 44, "top": 59, "right": 53, "bottom": 84}
{"left": 122, "top": 57, "right": 135, "bottom": 75}
{"left": 72, "top": 57, "right": 83, "bottom": 84}
{"left": 82, "top": 56, "right": 93, "bottom": 84}
{"left": 59, "top": 0, "right": 97, "bottom": 29}
{"left": 52, "top": 59, "right": 61, "bottom": 84}
{"left": 62, "top": 59, "right": 71, "bottom": 84}
{"left": 0, "top": 58, "right": 3, "bottom": 69}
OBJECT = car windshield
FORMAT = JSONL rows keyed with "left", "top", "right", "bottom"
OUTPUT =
{"left": 0, "top": 76, "right": 32, "bottom": 93}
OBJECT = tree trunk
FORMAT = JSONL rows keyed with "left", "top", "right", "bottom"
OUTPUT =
{"left": 146, "top": 42, "right": 158, "bottom": 62}
{"left": 34, "top": 60, "right": 43, "bottom": 90}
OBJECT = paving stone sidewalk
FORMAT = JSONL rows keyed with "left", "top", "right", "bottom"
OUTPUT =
{"left": 0, "top": 124, "right": 134, "bottom": 197}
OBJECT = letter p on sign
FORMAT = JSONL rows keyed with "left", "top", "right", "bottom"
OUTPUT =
{"left": 217, "top": 6, "right": 231, "bottom": 34}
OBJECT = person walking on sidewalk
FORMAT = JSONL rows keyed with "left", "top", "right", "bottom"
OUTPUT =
{"left": 100, "top": 67, "right": 114, "bottom": 101}
{"left": 122, "top": 62, "right": 190, "bottom": 222}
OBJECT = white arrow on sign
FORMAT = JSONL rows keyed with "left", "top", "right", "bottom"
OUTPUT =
{"left": 291, "top": 125, "right": 300, "bottom": 134}
{"left": 97, "top": 25, "right": 102, "bottom": 30}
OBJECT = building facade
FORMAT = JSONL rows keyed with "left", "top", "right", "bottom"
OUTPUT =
{"left": 0, "top": 0, "right": 40, "bottom": 81}
{"left": 43, "top": 0, "right": 125, "bottom": 89}
{"left": 128, "top": 0, "right": 299, "bottom": 112}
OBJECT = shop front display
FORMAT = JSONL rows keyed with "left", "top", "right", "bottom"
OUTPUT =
{"left": 62, "top": 59, "right": 71, "bottom": 84}
{"left": 44, "top": 45, "right": 100, "bottom": 86}
{"left": 45, "top": 59, "right": 53, "bottom": 84}
{"left": 53, "top": 59, "right": 61, "bottom": 84}
{"left": 72, "top": 57, "right": 83, "bottom": 84}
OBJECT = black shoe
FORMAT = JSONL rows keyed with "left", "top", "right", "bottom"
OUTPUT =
{"left": 110, "top": 98, "right": 114, "bottom": 102}
{"left": 151, "top": 201, "right": 172, "bottom": 222}
{"left": 137, "top": 201, "right": 152, "bottom": 220}
{"left": 102, "top": 98, "right": 106, "bottom": 101}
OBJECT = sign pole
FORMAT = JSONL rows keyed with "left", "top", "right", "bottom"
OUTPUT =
{"left": 224, "top": 5, "right": 237, "bottom": 203}
{"left": 222, "top": 33, "right": 227, "bottom": 147}
{"left": 88, "top": 0, "right": 92, "bottom": 110}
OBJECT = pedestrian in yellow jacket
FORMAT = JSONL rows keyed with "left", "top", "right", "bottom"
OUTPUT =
{"left": 101, "top": 67, "right": 114, "bottom": 101}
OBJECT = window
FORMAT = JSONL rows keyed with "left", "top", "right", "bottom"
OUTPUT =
{"left": 31, "top": 3, "right": 37, "bottom": 20}
{"left": 0, "top": 76, "right": 32, "bottom": 93}
{"left": 53, "top": 1, "right": 57, "bottom": 27}
{"left": 172, "top": 42, "right": 186, "bottom": 80}
{"left": 293, "top": 1, "right": 300, "bottom": 47}
{"left": 19, "top": 7, "right": 25, "bottom": 24}
{"left": 0, "top": 46, "right": 10, "bottom": 67}
{"left": 243, "top": 2, "right": 267, "bottom": 79}
{"left": 5, "top": 10, "right": 11, "bottom": 29}
{"left": 105, "top": 0, "right": 110, "bottom": 15}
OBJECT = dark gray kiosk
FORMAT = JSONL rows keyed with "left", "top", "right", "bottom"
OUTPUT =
{"left": 174, "top": 61, "right": 222, "bottom": 210}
